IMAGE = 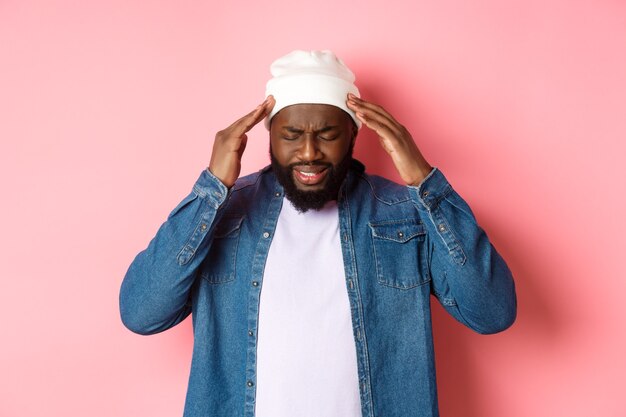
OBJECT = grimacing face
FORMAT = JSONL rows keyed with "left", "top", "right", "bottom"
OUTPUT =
{"left": 269, "top": 103, "right": 357, "bottom": 211}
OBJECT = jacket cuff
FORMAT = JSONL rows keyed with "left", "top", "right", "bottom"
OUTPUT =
{"left": 192, "top": 168, "right": 230, "bottom": 209}
{"left": 407, "top": 167, "right": 453, "bottom": 212}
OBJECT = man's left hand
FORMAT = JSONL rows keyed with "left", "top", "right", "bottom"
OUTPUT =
{"left": 346, "top": 93, "right": 432, "bottom": 186}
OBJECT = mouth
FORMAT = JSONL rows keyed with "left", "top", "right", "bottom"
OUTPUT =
{"left": 292, "top": 165, "right": 329, "bottom": 186}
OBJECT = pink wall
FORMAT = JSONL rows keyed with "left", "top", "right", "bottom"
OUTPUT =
{"left": 1, "top": 1, "right": 625, "bottom": 416}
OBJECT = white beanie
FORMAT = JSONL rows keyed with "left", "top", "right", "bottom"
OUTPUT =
{"left": 264, "top": 50, "right": 361, "bottom": 130}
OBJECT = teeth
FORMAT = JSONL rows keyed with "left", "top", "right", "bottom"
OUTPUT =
{"left": 298, "top": 171, "right": 317, "bottom": 177}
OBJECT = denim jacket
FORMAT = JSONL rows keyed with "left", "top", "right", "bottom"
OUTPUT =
{"left": 120, "top": 160, "right": 516, "bottom": 417}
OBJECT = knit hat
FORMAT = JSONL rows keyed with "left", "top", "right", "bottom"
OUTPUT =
{"left": 264, "top": 50, "right": 361, "bottom": 129}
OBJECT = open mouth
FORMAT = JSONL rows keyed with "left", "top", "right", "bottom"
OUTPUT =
{"left": 292, "top": 166, "right": 329, "bottom": 186}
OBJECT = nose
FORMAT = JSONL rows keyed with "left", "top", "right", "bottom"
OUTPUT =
{"left": 296, "top": 136, "right": 322, "bottom": 162}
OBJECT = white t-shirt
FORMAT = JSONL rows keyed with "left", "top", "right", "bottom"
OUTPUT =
{"left": 255, "top": 198, "right": 361, "bottom": 417}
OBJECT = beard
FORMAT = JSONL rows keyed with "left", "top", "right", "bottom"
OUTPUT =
{"left": 270, "top": 144, "right": 354, "bottom": 213}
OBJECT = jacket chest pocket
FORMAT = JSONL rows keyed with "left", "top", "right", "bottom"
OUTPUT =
{"left": 369, "top": 219, "right": 430, "bottom": 290}
{"left": 200, "top": 216, "right": 244, "bottom": 284}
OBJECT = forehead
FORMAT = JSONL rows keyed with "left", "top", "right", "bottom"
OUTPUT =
{"left": 272, "top": 104, "right": 350, "bottom": 128}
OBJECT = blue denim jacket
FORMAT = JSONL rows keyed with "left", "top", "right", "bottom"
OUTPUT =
{"left": 120, "top": 160, "right": 516, "bottom": 417}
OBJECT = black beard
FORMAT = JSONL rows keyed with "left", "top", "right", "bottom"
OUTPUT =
{"left": 270, "top": 146, "right": 353, "bottom": 213}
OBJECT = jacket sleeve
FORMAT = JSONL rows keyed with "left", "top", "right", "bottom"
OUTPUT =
{"left": 119, "top": 169, "right": 230, "bottom": 335}
{"left": 408, "top": 168, "right": 517, "bottom": 334}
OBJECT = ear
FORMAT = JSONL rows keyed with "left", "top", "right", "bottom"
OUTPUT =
{"left": 350, "top": 120, "right": 358, "bottom": 146}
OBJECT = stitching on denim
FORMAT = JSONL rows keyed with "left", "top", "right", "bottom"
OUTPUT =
{"left": 428, "top": 183, "right": 453, "bottom": 210}
{"left": 233, "top": 171, "right": 263, "bottom": 191}
{"left": 368, "top": 221, "right": 425, "bottom": 243}
{"left": 194, "top": 185, "right": 221, "bottom": 210}
{"left": 378, "top": 277, "right": 431, "bottom": 290}
{"left": 200, "top": 216, "right": 244, "bottom": 284}
{"left": 440, "top": 215, "right": 467, "bottom": 265}
{"left": 340, "top": 191, "right": 374, "bottom": 415}
{"left": 369, "top": 223, "right": 430, "bottom": 290}
{"left": 433, "top": 289, "right": 457, "bottom": 306}
{"left": 368, "top": 218, "right": 423, "bottom": 226}
{"left": 176, "top": 206, "right": 212, "bottom": 265}
{"left": 200, "top": 238, "right": 238, "bottom": 285}
{"left": 431, "top": 204, "right": 467, "bottom": 265}
{"left": 192, "top": 184, "right": 207, "bottom": 199}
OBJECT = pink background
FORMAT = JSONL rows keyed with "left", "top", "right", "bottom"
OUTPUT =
{"left": 1, "top": 1, "right": 625, "bottom": 416}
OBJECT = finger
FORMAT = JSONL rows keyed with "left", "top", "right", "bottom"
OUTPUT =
{"left": 352, "top": 105, "right": 404, "bottom": 139}
{"left": 347, "top": 94, "right": 399, "bottom": 124}
{"left": 230, "top": 96, "right": 275, "bottom": 135}
{"left": 355, "top": 111, "right": 399, "bottom": 143}
{"left": 347, "top": 95, "right": 405, "bottom": 137}
{"left": 229, "top": 100, "right": 269, "bottom": 134}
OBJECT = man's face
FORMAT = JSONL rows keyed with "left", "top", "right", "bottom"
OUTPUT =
{"left": 269, "top": 103, "right": 357, "bottom": 212}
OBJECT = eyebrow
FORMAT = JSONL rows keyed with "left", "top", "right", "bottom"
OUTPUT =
{"left": 282, "top": 125, "right": 338, "bottom": 134}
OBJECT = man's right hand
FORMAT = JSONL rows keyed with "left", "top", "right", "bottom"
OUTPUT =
{"left": 208, "top": 96, "right": 275, "bottom": 188}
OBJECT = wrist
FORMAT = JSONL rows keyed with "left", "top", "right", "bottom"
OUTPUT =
{"left": 408, "top": 164, "right": 433, "bottom": 186}
{"left": 207, "top": 166, "right": 234, "bottom": 189}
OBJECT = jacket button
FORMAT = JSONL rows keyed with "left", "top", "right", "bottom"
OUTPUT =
{"left": 262, "top": 232, "right": 270, "bottom": 238}
{"left": 397, "top": 231, "right": 404, "bottom": 238}
{"left": 422, "top": 191, "right": 429, "bottom": 197}
{"left": 252, "top": 281, "right": 259, "bottom": 287}
{"left": 247, "top": 381, "right": 254, "bottom": 387}
{"left": 248, "top": 330, "right": 254, "bottom": 336}
{"left": 438, "top": 224, "right": 446, "bottom": 232}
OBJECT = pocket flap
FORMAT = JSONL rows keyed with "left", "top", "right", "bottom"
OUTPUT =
{"left": 369, "top": 219, "right": 425, "bottom": 243}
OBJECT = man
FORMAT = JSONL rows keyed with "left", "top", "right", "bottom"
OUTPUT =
{"left": 120, "top": 50, "right": 517, "bottom": 417}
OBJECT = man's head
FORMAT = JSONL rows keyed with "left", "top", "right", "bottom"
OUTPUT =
{"left": 264, "top": 50, "right": 360, "bottom": 212}
{"left": 270, "top": 103, "right": 357, "bottom": 212}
